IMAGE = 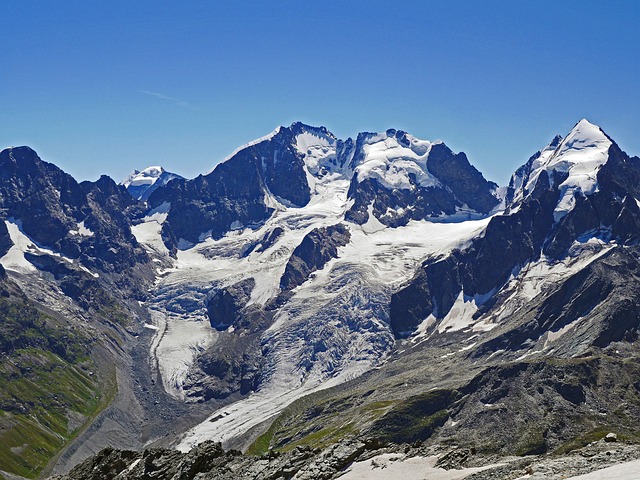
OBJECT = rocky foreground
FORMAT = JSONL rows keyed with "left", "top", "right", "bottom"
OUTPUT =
{"left": 52, "top": 436, "right": 640, "bottom": 480}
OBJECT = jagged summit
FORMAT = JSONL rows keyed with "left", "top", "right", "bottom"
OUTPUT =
{"left": 147, "top": 122, "right": 500, "bottom": 247}
{"left": 122, "top": 166, "right": 166, "bottom": 188}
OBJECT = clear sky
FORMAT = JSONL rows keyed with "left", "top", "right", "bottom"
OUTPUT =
{"left": 1, "top": 1, "right": 639, "bottom": 186}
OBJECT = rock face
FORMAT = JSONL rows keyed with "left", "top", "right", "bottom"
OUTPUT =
{"left": 0, "top": 147, "right": 148, "bottom": 273}
{"left": 206, "top": 278, "right": 256, "bottom": 330}
{"left": 148, "top": 123, "right": 500, "bottom": 250}
{"left": 280, "top": 224, "right": 351, "bottom": 291}
{"left": 147, "top": 123, "right": 332, "bottom": 247}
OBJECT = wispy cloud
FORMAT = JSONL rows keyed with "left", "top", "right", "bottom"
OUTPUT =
{"left": 139, "top": 89, "right": 201, "bottom": 111}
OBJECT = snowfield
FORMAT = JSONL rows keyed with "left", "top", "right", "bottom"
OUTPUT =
{"left": 130, "top": 128, "right": 495, "bottom": 449}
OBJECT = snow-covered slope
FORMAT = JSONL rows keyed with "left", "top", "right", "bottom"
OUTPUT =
{"left": 352, "top": 130, "right": 441, "bottom": 190}
{"left": 508, "top": 119, "right": 612, "bottom": 220}
{"left": 128, "top": 123, "right": 498, "bottom": 448}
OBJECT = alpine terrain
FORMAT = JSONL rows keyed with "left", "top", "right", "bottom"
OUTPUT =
{"left": 2, "top": 119, "right": 640, "bottom": 479}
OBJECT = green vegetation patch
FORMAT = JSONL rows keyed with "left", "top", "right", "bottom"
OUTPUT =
{"left": 0, "top": 297, "right": 105, "bottom": 478}
{"left": 368, "top": 389, "right": 455, "bottom": 443}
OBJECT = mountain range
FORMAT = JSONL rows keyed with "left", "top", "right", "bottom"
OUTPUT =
{"left": 2, "top": 119, "right": 640, "bottom": 479}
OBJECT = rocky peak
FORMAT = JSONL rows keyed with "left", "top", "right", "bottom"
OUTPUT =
{"left": 0, "top": 146, "right": 148, "bottom": 273}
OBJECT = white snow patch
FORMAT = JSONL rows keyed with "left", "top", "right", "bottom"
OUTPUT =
{"left": 436, "top": 292, "right": 479, "bottom": 333}
{"left": 1, "top": 219, "right": 39, "bottom": 272}
{"left": 359, "top": 202, "right": 387, "bottom": 234}
{"left": 561, "top": 459, "right": 640, "bottom": 480}
{"left": 340, "top": 453, "right": 498, "bottom": 480}
{"left": 131, "top": 202, "right": 172, "bottom": 256}
{"left": 75, "top": 220, "right": 94, "bottom": 237}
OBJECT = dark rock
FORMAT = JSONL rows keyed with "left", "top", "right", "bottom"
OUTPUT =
{"left": 148, "top": 123, "right": 330, "bottom": 247}
{"left": 0, "top": 147, "right": 149, "bottom": 273}
{"left": 242, "top": 227, "right": 284, "bottom": 257}
{"left": 390, "top": 186, "right": 558, "bottom": 337}
{"left": 426, "top": 143, "right": 499, "bottom": 213}
{"left": 280, "top": 224, "right": 351, "bottom": 291}
{"left": 206, "top": 278, "right": 255, "bottom": 330}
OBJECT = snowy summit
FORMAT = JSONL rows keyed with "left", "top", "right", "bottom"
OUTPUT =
{"left": 121, "top": 165, "right": 183, "bottom": 201}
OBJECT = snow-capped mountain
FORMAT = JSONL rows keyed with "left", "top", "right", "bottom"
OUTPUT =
{"left": 122, "top": 166, "right": 183, "bottom": 201}
{"left": 3, "top": 118, "right": 640, "bottom": 479}
{"left": 147, "top": 122, "right": 501, "bottom": 250}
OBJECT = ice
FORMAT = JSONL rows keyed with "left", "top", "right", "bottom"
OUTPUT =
{"left": 131, "top": 202, "right": 172, "bottom": 256}
{"left": 122, "top": 166, "right": 165, "bottom": 188}
{"left": 134, "top": 126, "right": 494, "bottom": 450}
{"left": 148, "top": 309, "right": 218, "bottom": 399}
{"left": 354, "top": 132, "right": 441, "bottom": 190}
{"left": 173, "top": 215, "right": 492, "bottom": 449}
{"left": 0, "top": 219, "right": 38, "bottom": 273}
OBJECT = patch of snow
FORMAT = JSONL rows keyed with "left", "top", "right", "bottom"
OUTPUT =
{"left": 544, "top": 316, "right": 583, "bottom": 347}
{"left": 359, "top": 202, "right": 387, "bottom": 234}
{"left": 75, "top": 220, "right": 94, "bottom": 237}
{"left": 436, "top": 292, "right": 480, "bottom": 333}
{"left": 0, "top": 218, "right": 101, "bottom": 278}
{"left": 131, "top": 203, "right": 172, "bottom": 256}
{"left": 340, "top": 453, "right": 498, "bottom": 480}
{"left": 0, "top": 219, "right": 38, "bottom": 273}
{"left": 562, "top": 459, "right": 640, "bottom": 480}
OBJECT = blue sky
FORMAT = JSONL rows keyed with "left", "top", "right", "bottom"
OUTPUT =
{"left": 1, "top": 1, "right": 639, "bottom": 185}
